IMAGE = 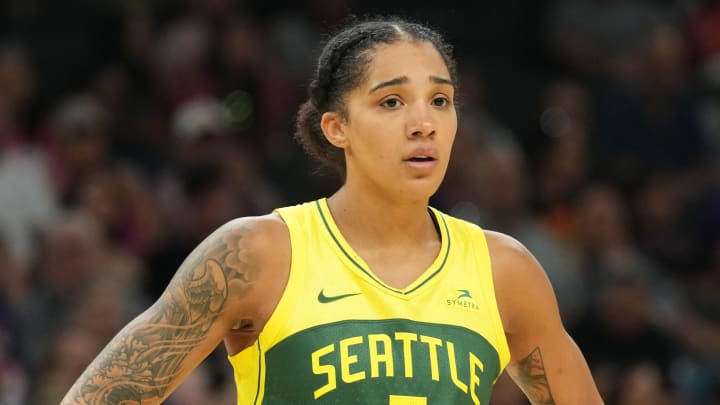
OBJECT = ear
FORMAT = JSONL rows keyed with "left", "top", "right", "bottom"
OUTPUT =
{"left": 320, "top": 111, "right": 348, "bottom": 148}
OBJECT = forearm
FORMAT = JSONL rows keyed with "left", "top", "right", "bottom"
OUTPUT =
{"left": 62, "top": 259, "right": 236, "bottom": 404}
{"left": 61, "top": 219, "right": 262, "bottom": 404}
{"left": 61, "top": 317, "right": 181, "bottom": 405}
{"left": 61, "top": 296, "right": 223, "bottom": 405}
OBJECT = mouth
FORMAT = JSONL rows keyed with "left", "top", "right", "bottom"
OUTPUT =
{"left": 403, "top": 154, "right": 439, "bottom": 171}
{"left": 405, "top": 156, "right": 436, "bottom": 163}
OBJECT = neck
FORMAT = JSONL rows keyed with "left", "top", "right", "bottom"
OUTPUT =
{"left": 326, "top": 184, "right": 437, "bottom": 249}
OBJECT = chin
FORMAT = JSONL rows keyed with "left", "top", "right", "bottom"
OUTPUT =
{"left": 399, "top": 177, "right": 443, "bottom": 201}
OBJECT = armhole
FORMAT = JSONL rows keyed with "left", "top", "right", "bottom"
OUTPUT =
{"left": 256, "top": 207, "right": 306, "bottom": 348}
{"left": 229, "top": 338, "right": 265, "bottom": 405}
{"left": 227, "top": 208, "right": 305, "bottom": 405}
{"left": 474, "top": 228, "right": 511, "bottom": 372}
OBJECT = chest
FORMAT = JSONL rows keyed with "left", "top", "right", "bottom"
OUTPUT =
{"left": 356, "top": 242, "right": 442, "bottom": 291}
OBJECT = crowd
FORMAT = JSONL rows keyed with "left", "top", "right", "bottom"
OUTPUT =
{"left": 0, "top": 0, "right": 718, "bottom": 404}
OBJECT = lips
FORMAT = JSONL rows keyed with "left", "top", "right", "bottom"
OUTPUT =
{"left": 403, "top": 147, "right": 438, "bottom": 162}
{"left": 406, "top": 155, "right": 435, "bottom": 162}
{"left": 402, "top": 146, "right": 439, "bottom": 171}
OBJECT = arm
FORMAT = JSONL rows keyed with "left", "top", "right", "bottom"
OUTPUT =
{"left": 486, "top": 231, "right": 603, "bottom": 405}
{"left": 61, "top": 216, "right": 280, "bottom": 405}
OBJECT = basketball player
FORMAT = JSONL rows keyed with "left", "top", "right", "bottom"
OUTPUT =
{"left": 62, "top": 18, "right": 603, "bottom": 404}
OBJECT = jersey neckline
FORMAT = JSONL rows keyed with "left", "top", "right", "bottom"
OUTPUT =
{"left": 315, "top": 198, "right": 451, "bottom": 297}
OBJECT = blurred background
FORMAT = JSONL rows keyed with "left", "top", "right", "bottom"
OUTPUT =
{"left": 0, "top": 0, "right": 718, "bottom": 404}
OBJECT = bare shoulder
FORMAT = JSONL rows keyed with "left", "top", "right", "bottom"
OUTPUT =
{"left": 216, "top": 212, "right": 290, "bottom": 263}
{"left": 178, "top": 212, "right": 291, "bottom": 326}
{"left": 216, "top": 212, "right": 290, "bottom": 281}
{"left": 483, "top": 230, "right": 559, "bottom": 335}
{"left": 482, "top": 234, "right": 603, "bottom": 404}
{"left": 483, "top": 230, "right": 546, "bottom": 286}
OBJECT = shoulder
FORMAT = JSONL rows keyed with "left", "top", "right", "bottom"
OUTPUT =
{"left": 184, "top": 212, "right": 291, "bottom": 329}
{"left": 185, "top": 212, "right": 290, "bottom": 298}
{"left": 483, "top": 230, "right": 536, "bottom": 272}
{"left": 211, "top": 212, "right": 290, "bottom": 266}
{"left": 226, "top": 212, "right": 289, "bottom": 241}
{"left": 483, "top": 230, "right": 559, "bottom": 335}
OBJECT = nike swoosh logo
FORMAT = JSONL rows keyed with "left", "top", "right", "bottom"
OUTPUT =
{"left": 317, "top": 290, "right": 362, "bottom": 303}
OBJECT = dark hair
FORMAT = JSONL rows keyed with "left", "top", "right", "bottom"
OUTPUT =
{"left": 294, "top": 17, "right": 458, "bottom": 178}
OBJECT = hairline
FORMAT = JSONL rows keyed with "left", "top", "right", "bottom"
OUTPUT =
{"left": 334, "top": 36, "right": 454, "bottom": 118}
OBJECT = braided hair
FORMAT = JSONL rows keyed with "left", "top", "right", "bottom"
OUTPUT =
{"left": 294, "top": 17, "right": 457, "bottom": 178}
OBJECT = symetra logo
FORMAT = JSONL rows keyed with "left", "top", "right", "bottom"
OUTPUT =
{"left": 317, "top": 289, "right": 362, "bottom": 304}
{"left": 446, "top": 289, "right": 479, "bottom": 311}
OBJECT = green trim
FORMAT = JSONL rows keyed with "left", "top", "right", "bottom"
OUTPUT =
{"left": 253, "top": 339, "right": 262, "bottom": 405}
{"left": 315, "top": 200, "right": 451, "bottom": 295}
{"left": 267, "top": 318, "right": 499, "bottom": 356}
{"left": 406, "top": 211, "right": 451, "bottom": 294}
{"left": 315, "top": 200, "right": 375, "bottom": 284}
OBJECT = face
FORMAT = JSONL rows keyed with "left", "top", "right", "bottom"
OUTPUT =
{"left": 329, "top": 39, "right": 457, "bottom": 201}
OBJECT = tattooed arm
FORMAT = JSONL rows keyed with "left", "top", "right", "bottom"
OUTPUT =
{"left": 61, "top": 215, "right": 290, "bottom": 405}
{"left": 486, "top": 231, "right": 603, "bottom": 405}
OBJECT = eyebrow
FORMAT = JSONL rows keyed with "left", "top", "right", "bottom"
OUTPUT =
{"left": 369, "top": 76, "right": 409, "bottom": 94}
{"left": 368, "top": 75, "right": 454, "bottom": 94}
{"left": 430, "top": 75, "right": 454, "bottom": 86}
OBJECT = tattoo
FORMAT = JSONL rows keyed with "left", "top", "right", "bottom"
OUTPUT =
{"left": 516, "top": 347, "right": 556, "bottom": 405}
{"left": 64, "top": 225, "right": 258, "bottom": 404}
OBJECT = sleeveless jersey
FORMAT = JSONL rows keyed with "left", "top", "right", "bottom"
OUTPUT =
{"left": 228, "top": 198, "right": 510, "bottom": 404}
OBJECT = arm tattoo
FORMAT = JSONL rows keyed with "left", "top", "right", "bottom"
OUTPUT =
{"left": 64, "top": 225, "right": 258, "bottom": 405}
{"left": 517, "top": 346, "right": 556, "bottom": 405}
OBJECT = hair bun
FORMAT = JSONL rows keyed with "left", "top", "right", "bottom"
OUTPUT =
{"left": 309, "top": 80, "right": 328, "bottom": 109}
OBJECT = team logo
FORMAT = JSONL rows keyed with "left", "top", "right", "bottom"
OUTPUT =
{"left": 446, "top": 289, "right": 479, "bottom": 311}
{"left": 317, "top": 289, "right": 362, "bottom": 303}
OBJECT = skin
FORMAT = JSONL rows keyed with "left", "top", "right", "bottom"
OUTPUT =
{"left": 61, "top": 39, "right": 603, "bottom": 405}
{"left": 320, "top": 40, "right": 456, "bottom": 287}
{"left": 488, "top": 231, "right": 602, "bottom": 404}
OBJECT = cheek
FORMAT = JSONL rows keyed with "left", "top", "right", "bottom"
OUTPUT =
{"left": 349, "top": 117, "right": 396, "bottom": 158}
{"left": 441, "top": 115, "right": 458, "bottom": 150}
{"left": 447, "top": 109, "right": 459, "bottom": 132}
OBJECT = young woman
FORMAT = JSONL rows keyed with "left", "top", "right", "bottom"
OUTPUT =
{"left": 62, "top": 18, "right": 603, "bottom": 405}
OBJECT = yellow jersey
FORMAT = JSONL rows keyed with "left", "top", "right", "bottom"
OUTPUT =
{"left": 228, "top": 198, "right": 510, "bottom": 404}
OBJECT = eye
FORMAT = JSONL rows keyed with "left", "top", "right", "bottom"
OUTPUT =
{"left": 432, "top": 96, "right": 450, "bottom": 107}
{"left": 381, "top": 97, "right": 402, "bottom": 109}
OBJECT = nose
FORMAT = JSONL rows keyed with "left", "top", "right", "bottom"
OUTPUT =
{"left": 406, "top": 103, "right": 435, "bottom": 138}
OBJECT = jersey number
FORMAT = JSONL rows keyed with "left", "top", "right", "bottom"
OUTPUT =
{"left": 389, "top": 395, "right": 427, "bottom": 405}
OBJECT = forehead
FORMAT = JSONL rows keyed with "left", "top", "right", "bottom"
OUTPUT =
{"left": 360, "top": 40, "right": 451, "bottom": 87}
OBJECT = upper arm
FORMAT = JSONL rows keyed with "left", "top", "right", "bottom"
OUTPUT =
{"left": 61, "top": 214, "right": 289, "bottom": 405}
{"left": 486, "top": 231, "right": 603, "bottom": 405}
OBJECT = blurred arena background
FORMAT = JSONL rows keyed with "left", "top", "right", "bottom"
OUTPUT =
{"left": 0, "top": 0, "right": 719, "bottom": 404}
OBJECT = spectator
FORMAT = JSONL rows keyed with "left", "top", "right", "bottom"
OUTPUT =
{"left": 0, "top": 2, "right": 717, "bottom": 403}
{"left": 571, "top": 274, "right": 680, "bottom": 403}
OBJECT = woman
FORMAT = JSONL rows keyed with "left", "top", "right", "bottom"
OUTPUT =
{"left": 62, "top": 18, "right": 603, "bottom": 404}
